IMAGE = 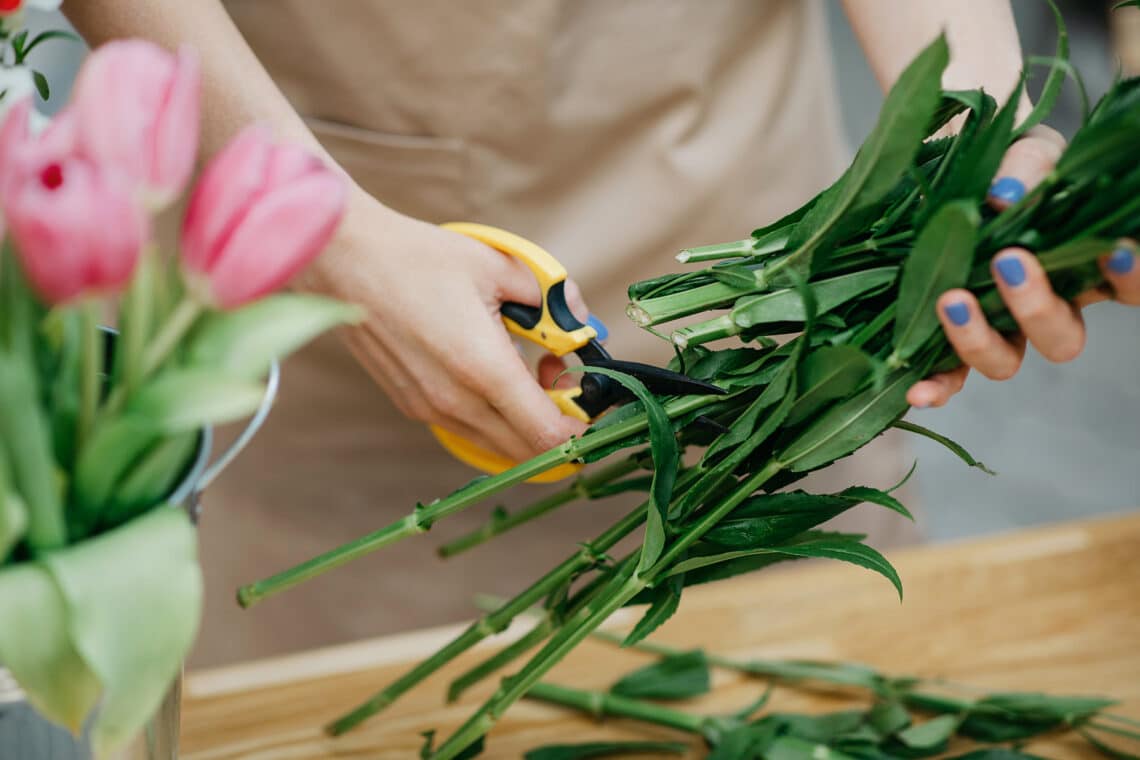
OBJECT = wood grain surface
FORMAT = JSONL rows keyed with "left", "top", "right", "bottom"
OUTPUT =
{"left": 181, "top": 511, "right": 1140, "bottom": 759}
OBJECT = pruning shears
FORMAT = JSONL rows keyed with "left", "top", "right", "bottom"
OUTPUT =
{"left": 431, "top": 222, "right": 725, "bottom": 484}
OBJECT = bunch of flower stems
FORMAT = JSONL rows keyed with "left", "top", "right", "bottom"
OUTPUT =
{"left": 236, "top": 18, "right": 1139, "bottom": 759}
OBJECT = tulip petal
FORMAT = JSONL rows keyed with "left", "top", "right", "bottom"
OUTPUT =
{"left": 207, "top": 172, "right": 346, "bottom": 308}
{"left": 180, "top": 126, "right": 272, "bottom": 274}
{"left": 150, "top": 47, "right": 201, "bottom": 204}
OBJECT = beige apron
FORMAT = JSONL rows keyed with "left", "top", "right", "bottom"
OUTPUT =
{"left": 192, "top": 0, "right": 919, "bottom": 667}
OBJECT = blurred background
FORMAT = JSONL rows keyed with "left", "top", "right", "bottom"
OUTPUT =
{"left": 29, "top": 0, "right": 1134, "bottom": 543}
{"left": 19, "top": 0, "right": 1139, "bottom": 663}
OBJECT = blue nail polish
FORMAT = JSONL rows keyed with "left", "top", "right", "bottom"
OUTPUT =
{"left": 587, "top": 314, "right": 609, "bottom": 341}
{"left": 995, "top": 257, "right": 1027, "bottom": 287}
{"left": 944, "top": 302, "right": 970, "bottom": 326}
{"left": 1108, "top": 247, "right": 1135, "bottom": 275}
{"left": 989, "top": 177, "right": 1026, "bottom": 204}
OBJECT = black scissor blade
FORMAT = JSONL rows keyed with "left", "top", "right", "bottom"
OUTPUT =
{"left": 585, "top": 357, "right": 726, "bottom": 397}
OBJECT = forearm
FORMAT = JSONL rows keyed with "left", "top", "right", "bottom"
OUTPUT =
{"left": 841, "top": 0, "right": 1032, "bottom": 118}
{"left": 62, "top": 0, "right": 327, "bottom": 161}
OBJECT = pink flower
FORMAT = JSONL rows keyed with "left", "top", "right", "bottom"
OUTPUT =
{"left": 180, "top": 126, "right": 347, "bottom": 309}
{"left": 72, "top": 40, "right": 201, "bottom": 210}
{"left": 0, "top": 100, "right": 147, "bottom": 304}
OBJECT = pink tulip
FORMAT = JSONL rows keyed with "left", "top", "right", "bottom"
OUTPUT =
{"left": 180, "top": 126, "right": 346, "bottom": 309}
{"left": 0, "top": 100, "right": 147, "bottom": 304}
{"left": 72, "top": 40, "right": 200, "bottom": 210}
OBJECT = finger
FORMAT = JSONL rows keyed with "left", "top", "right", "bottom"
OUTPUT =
{"left": 586, "top": 314, "right": 610, "bottom": 343}
{"left": 538, "top": 353, "right": 578, "bottom": 390}
{"left": 433, "top": 392, "right": 544, "bottom": 463}
{"left": 992, "top": 249, "right": 1086, "bottom": 363}
{"left": 461, "top": 328, "right": 587, "bottom": 455}
{"left": 987, "top": 125, "right": 1066, "bottom": 210}
{"left": 907, "top": 365, "right": 969, "bottom": 409}
{"left": 1102, "top": 240, "right": 1140, "bottom": 306}
{"left": 563, "top": 278, "right": 590, "bottom": 324}
{"left": 937, "top": 289, "right": 1025, "bottom": 380}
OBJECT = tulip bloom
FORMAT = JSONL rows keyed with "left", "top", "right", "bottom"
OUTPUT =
{"left": 72, "top": 40, "right": 200, "bottom": 210}
{"left": 180, "top": 126, "right": 346, "bottom": 309}
{"left": 0, "top": 0, "right": 62, "bottom": 19}
{"left": 0, "top": 101, "right": 147, "bottom": 304}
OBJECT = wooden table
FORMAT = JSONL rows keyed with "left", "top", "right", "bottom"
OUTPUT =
{"left": 182, "top": 512, "right": 1140, "bottom": 759}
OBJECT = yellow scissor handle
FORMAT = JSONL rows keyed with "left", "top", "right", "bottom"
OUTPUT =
{"left": 429, "top": 223, "right": 597, "bottom": 483}
{"left": 441, "top": 222, "right": 597, "bottom": 357}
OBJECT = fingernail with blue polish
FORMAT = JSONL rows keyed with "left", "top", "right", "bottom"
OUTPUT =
{"left": 587, "top": 314, "right": 609, "bottom": 341}
{"left": 996, "top": 256, "right": 1027, "bottom": 287}
{"left": 944, "top": 302, "right": 970, "bottom": 327}
{"left": 1108, "top": 247, "right": 1135, "bottom": 275}
{"left": 989, "top": 177, "right": 1026, "bottom": 204}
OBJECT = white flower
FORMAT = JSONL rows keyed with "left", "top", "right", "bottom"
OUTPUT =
{"left": 0, "top": 66, "right": 49, "bottom": 132}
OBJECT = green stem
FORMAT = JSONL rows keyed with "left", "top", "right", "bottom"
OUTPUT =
{"left": 670, "top": 314, "right": 739, "bottom": 349}
{"left": 77, "top": 300, "right": 102, "bottom": 449}
{"left": 324, "top": 501, "right": 654, "bottom": 734}
{"left": 849, "top": 302, "right": 896, "bottom": 350}
{"left": 676, "top": 238, "right": 755, "bottom": 264}
{"left": 438, "top": 457, "right": 642, "bottom": 558}
{"left": 628, "top": 276, "right": 763, "bottom": 328}
{"left": 141, "top": 296, "right": 201, "bottom": 377}
{"left": 448, "top": 618, "right": 554, "bottom": 703}
{"left": 526, "top": 681, "right": 706, "bottom": 735}
{"left": 832, "top": 231, "right": 914, "bottom": 258}
{"left": 430, "top": 463, "right": 782, "bottom": 760}
{"left": 116, "top": 246, "right": 156, "bottom": 399}
{"left": 241, "top": 395, "right": 717, "bottom": 607}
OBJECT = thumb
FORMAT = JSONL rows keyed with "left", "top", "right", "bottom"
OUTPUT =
{"left": 538, "top": 353, "right": 578, "bottom": 390}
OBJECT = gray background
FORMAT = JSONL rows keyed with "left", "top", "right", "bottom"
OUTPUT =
{"left": 22, "top": 1, "right": 1138, "bottom": 541}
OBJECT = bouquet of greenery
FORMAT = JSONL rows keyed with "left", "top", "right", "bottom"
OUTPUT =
{"left": 237, "top": 7, "right": 1136, "bottom": 759}
{"left": 0, "top": 27, "right": 358, "bottom": 756}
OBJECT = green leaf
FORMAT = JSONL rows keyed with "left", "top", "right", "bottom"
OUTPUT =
{"left": 0, "top": 562, "right": 102, "bottom": 732}
{"left": 778, "top": 367, "right": 919, "bottom": 473}
{"left": 622, "top": 573, "right": 683, "bottom": 647}
{"left": 71, "top": 416, "right": 160, "bottom": 537}
{"left": 0, "top": 446, "right": 28, "bottom": 562}
{"left": 787, "top": 345, "right": 875, "bottom": 425}
{"left": 896, "top": 714, "right": 958, "bottom": 750}
{"left": 1116, "top": 0, "right": 1140, "bottom": 8}
{"left": 41, "top": 507, "right": 203, "bottom": 757}
{"left": 868, "top": 700, "right": 912, "bottom": 736}
{"left": 565, "top": 367, "right": 679, "bottom": 575}
{"left": 736, "top": 659, "right": 885, "bottom": 691}
{"left": 1080, "top": 728, "right": 1140, "bottom": 760}
{"left": 710, "top": 266, "right": 764, "bottom": 291}
{"left": 524, "top": 741, "right": 688, "bottom": 760}
{"left": 610, "top": 650, "right": 710, "bottom": 700}
{"left": 32, "top": 70, "right": 49, "bottom": 100}
{"left": 185, "top": 294, "right": 362, "bottom": 379}
{"left": 892, "top": 420, "right": 995, "bottom": 475}
{"left": 835, "top": 485, "right": 913, "bottom": 521}
{"left": 731, "top": 268, "right": 898, "bottom": 330}
{"left": 705, "top": 355, "right": 796, "bottom": 460}
{"left": 128, "top": 369, "right": 266, "bottom": 433}
{"left": 975, "top": 692, "right": 1117, "bottom": 723}
{"left": 766, "top": 537, "right": 902, "bottom": 601}
{"left": 18, "top": 29, "right": 82, "bottom": 62}
{"left": 704, "top": 492, "right": 855, "bottom": 549}
{"left": 778, "top": 35, "right": 949, "bottom": 280}
{"left": 0, "top": 357, "right": 66, "bottom": 550}
{"left": 1015, "top": 0, "right": 1068, "bottom": 138}
{"left": 925, "top": 81, "right": 1022, "bottom": 214}
{"left": 890, "top": 201, "right": 980, "bottom": 366}
{"left": 765, "top": 735, "right": 862, "bottom": 760}
{"left": 102, "top": 432, "right": 201, "bottom": 529}
{"left": 669, "top": 533, "right": 903, "bottom": 601}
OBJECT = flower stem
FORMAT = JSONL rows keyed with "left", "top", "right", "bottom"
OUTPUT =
{"left": 116, "top": 246, "right": 156, "bottom": 399}
{"left": 429, "top": 462, "right": 782, "bottom": 760}
{"left": 141, "top": 296, "right": 202, "bottom": 376}
{"left": 240, "top": 395, "right": 718, "bottom": 607}
{"left": 437, "top": 456, "right": 642, "bottom": 558}
{"left": 323, "top": 497, "right": 661, "bottom": 735}
{"left": 77, "top": 300, "right": 102, "bottom": 449}
{"left": 526, "top": 681, "right": 706, "bottom": 735}
{"left": 676, "top": 238, "right": 755, "bottom": 264}
{"left": 448, "top": 618, "right": 553, "bottom": 703}
{"left": 628, "top": 279, "right": 758, "bottom": 327}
